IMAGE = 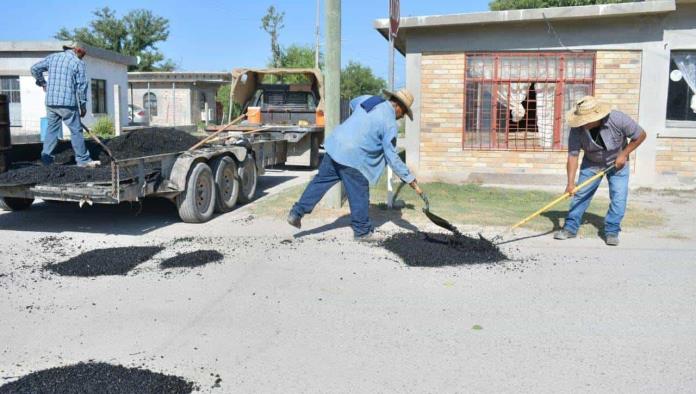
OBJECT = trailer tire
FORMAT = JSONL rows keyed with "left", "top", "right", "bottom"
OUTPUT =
{"left": 0, "top": 197, "right": 34, "bottom": 211}
{"left": 238, "top": 157, "right": 258, "bottom": 204}
{"left": 212, "top": 156, "right": 240, "bottom": 213}
{"left": 176, "top": 162, "right": 216, "bottom": 223}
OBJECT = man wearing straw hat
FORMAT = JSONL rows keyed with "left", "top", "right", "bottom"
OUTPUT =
{"left": 287, "top": 88, "right": 423, "bottom": 240}
{"left": 554, "top": 96, "right": 646, "bottom": 246}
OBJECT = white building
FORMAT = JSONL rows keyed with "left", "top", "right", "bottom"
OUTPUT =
{"left": 127, "top": 72, "right": 232, "bottom": 130}
{"left": 0, "top": 41, "right": 136, "bottom": 142}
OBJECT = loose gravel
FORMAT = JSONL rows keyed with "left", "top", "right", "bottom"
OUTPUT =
{"left": 160, "top": 250, "right": 224, "bottom": 269}
{"left": 0, "top": 128, "right": 200, "bottom": 186}
{"left": 0, "top": 362, "right": 196, "bottom": 394}
{"left": 47, "top": 246, "right": 164, "bottom": 277}
{"left": 381, "top": 232, "right": 508, "bottom": 267}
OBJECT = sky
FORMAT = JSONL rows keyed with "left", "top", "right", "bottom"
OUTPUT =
{"left": 0, "top": 0, "right": 491, "bottom": 87}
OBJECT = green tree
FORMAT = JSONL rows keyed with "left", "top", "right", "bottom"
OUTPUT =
{"left": 216, "top": 83, "right": 242, "bottom": 124}
{"left": 260, "top": 6, "right": 285, "bottom": 69}
{"left": 56, "top": 7, "right": 175, "bottom": 71}
{"left": 340, "top": 61, "right": 387, "bottom": 100}
{"left": 489, "top": 0, "right": 635, "bottom": 11}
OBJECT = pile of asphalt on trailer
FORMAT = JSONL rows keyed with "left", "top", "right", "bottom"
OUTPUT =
{"left": 380, "top": 231, "right": 508, "bottom": 267}
{"left": 0, "top": 362, "right": 196, "bottom": 394}
{"left": 0, "top": 128, "right": 200, "bottom": 186}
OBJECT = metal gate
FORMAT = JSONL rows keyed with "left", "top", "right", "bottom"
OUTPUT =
{"left": 463, "top": 52, "right": 595, "bottom": 151}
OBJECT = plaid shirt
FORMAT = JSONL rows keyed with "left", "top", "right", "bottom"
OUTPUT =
{"left": 31, "top": 50, "right": 87, "bottom": 108}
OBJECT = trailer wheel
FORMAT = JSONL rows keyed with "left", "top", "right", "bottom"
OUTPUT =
{"left": 0, "top": 197, "right": 34, "bottom": 211}
{"left": 238, "top": 156, "right": 258, "bottom": 204}
{"left": 176, "top": 162, "right": 216, "bottom": 223}
{"left": 212, "top": 156, "right": 240, "bottom": 213}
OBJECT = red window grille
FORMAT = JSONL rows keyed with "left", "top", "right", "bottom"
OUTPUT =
{"left": 463, "top": 52, "right": 595, "bottom": 151}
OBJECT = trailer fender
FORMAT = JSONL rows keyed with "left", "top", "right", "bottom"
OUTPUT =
{"left": 169, "top": 148, "right": 249, "bottom": 192}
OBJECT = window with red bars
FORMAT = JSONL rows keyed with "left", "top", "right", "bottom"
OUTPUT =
{"left": 463, "top": 52, "right": 595, "bottom": 151}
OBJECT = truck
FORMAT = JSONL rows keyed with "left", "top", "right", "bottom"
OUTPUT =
{"left": 215, "top": 68, "right": 325, "bottom": 168}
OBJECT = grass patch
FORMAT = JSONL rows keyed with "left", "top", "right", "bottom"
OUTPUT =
{"left": 253, "top": 176, "right": 663, "bottom": 236}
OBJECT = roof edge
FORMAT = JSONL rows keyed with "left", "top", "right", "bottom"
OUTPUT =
{"left": 374, "top": 0, "right": 676, "bottom": 30}
{"left": 0, "top": 40, "right": 137, "bottom": 66}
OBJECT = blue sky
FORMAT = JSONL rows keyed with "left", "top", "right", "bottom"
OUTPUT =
{"left": 0, "top": 0, "right": 491, "bottom": 86}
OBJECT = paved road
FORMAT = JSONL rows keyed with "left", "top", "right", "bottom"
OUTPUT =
{"left": 0, "top": 175, "right": 694, "bottom": 393}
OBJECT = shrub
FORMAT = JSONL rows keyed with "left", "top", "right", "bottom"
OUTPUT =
{"left": 89, "top": 116, "right": 115, "bottom": 139}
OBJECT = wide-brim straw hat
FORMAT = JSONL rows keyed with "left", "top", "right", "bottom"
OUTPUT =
{"left": 566, "top": 95, "right": 611, "bottom": 127}
{"left": 383, "top": 88, "right": 414, "bottom": 120}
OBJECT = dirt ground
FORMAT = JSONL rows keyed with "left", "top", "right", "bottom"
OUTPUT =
{"left": 0, "top": 170, "right": 694, "bottom": 393}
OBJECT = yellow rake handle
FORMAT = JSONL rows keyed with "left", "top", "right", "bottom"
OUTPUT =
{"left": 510, "top": 164, "right": 615, "bottom": 230}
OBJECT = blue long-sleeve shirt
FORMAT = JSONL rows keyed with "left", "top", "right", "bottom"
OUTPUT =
{"left": 324, "top": 95, "right": 415, "bottom": 185}
{"left": 31, "top": 50, "right": 88, "bottom": 108}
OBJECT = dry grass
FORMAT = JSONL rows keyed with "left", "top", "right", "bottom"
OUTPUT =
{"left": 253, "top": 177, "right": 664, "bottom": 236}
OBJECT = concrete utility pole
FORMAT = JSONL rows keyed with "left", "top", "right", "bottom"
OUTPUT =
{"left": 315, "top": 0, "right": 321, "bottom": 69}
{"left": 322, "top": 0, "right": 342, "bottom": 208}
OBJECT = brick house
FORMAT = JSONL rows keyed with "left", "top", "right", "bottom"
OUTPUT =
{"left": 375, "top": 0, "right": 696, "bottom": 188}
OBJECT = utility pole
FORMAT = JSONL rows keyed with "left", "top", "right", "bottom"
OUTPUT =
{"left": 315, "top": 0, "right": 320, "bottom": 69}
{"left": 322, "top": 0, "right": 342, "bottom": 208}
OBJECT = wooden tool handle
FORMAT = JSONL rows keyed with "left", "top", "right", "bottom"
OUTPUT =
{"left": 510, "top": 164, "right": 615, "bottom": 230}
{"left": 188, "top": 114, "right": 245, "bottom": 151}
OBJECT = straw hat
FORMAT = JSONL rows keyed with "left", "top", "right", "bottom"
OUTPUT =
{"left": 566, "top": 96, "right": 611, "bottom": 128}
{"left": 383, "top": 88, "right": 414, "bottom": 120}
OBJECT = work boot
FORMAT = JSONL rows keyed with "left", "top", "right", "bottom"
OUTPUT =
{"left": 77, "top": 160, "right": 101, "bottom": 168}
{"left": 287, "top": 212, "right": 301, "bottom": 229}
{"left": 554, "top": 228, "right": 577, "bottom": 240}
{"left": 605, "top": 233, "right": 620, "bottom": 246}
{"left": 354, "top": 230, "right": 384, "bottom": 242}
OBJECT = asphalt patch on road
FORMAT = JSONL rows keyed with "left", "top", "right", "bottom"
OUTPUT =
{"left": 0, "top": 128, "right": 199, "bottom": 186}
{"left": 381, "top": 232, "right": 508, "bottom": 267}
{"left": 47, "top": 246, "right": 164, "bottom": 276}
{"left": 160, "top": 250, "right": 224, "bottom": 269}
{"left": 0, "top": 362, "right": 196, "bottom": 394}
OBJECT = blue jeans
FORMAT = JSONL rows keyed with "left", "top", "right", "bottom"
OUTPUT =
{"left": 291, "top": 155, "right": 373, "bottom": 237}
{"left": 563, "top": 164, "right": 629, "bottom": 236}
{"left": 42, "top": 106, "right": 90, "bottom": 165}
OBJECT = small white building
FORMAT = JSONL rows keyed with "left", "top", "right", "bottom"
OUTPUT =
{"left": 0, "top": 41, "right": 136, "bottom": 142}
{"left": 127, "top": 72, "right": 232, "bottom": 130}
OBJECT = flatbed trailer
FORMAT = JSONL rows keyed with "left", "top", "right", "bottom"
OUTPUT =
{"left": 0, "top": 134, "right": 288, "bottom": 223}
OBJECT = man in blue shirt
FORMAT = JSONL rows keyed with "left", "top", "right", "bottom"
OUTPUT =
{"left": 31, "top": 43, "right": 98, "bottom": 167}
{"left": 287, "top": 88, "right": 424, "bottom": 240}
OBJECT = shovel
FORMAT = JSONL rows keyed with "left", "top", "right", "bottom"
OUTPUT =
{"left": 80, "top": 121, "right": 114, "bottom": 162}
{"left": 490, "top": 163, "right": 616, "bottom": 245}
{"left": 419, "top": 193, "right": 462, "bottom": 237}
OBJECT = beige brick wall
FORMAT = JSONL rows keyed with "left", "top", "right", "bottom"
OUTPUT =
{"left": 594, "top": 51, "right": 641, "bottom": 119}
{"left": 656, "top": 138, "right": 696, "bottom": 182}
{"left": 418, "top": 50, "right": 642, "bottom": 184}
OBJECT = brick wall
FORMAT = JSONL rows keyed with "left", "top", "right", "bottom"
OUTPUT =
{"left": 656, "top": 138, "right": 696, "bottom": 184}
{"left": 418, "top": 50, "right": 642, "bottom": 184}
{"left": 594, "top": 51, "right": 641, "bottom": 119}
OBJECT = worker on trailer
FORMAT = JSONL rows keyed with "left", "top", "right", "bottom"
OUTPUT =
{"left": 554, "top": 96, "right": 646, "bottom": 246}
{"left": 30, "top": 42, "right": 99, "bottom": 168}
{"left": 287, "top": 88, "right": 424, "bottom": 240}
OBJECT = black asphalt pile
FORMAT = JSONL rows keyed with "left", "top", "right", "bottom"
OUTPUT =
{"left": 0, "top": 362, "right": 196, "bottom": 394}
{"left": 160, "top": 250, "right": 224, "bottom": 269}
{"left": 47, "top": 246, "right": 164, "bottom": 276}
{"left": 0, "top": 128, "right": 200, "bottom": 186}
{"left": 0, "top": 163, "right": 115, "bottom": 185}
{"left": 98, "top": 128, "right": 200, "bottom": 164}
{"left": 381, "top": 232, "right": 508, "bottom": 267}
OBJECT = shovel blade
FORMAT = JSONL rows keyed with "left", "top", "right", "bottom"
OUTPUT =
{"left": 423, "top": 208, "right": 461, "bottom": 236}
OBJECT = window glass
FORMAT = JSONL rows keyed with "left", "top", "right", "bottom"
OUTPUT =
{"left": 666, "top": 51, "right": 696, "bottom": 122}
{"left": 91, "top": 79, "right": 107, "bottom": 114}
